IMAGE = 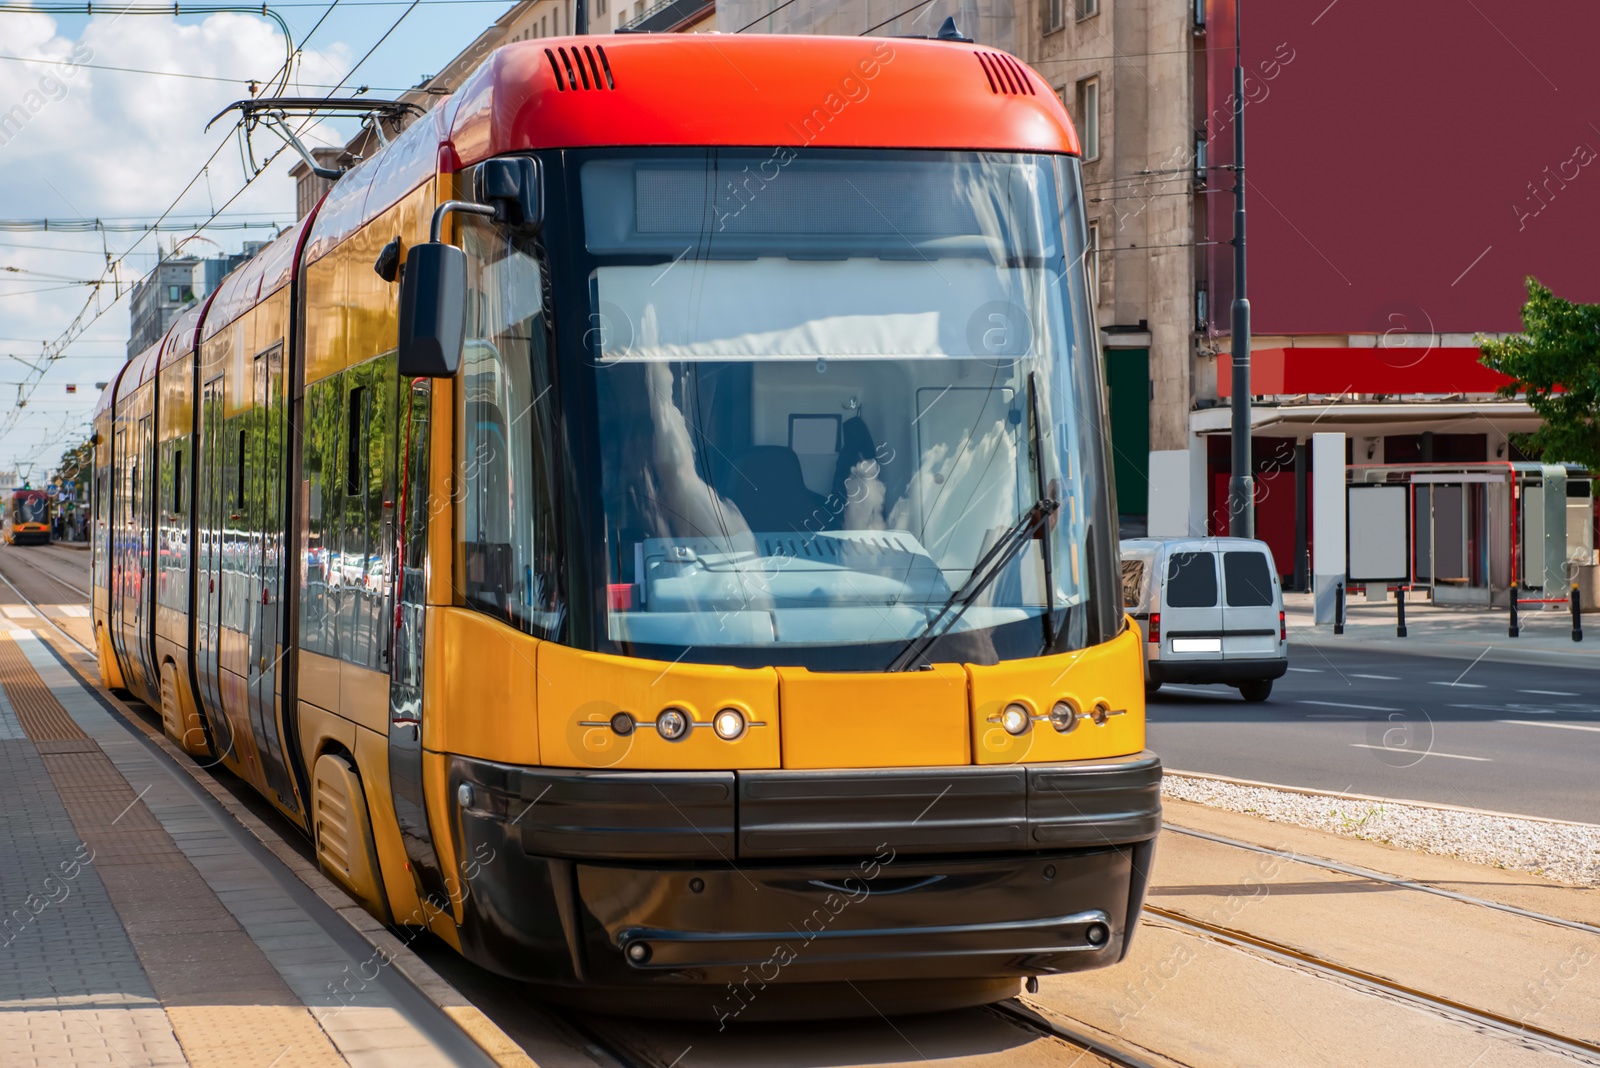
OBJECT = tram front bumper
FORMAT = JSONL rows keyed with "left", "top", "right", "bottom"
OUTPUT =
{"left": 447, "top": 751, "right": 1161, "bottom": 986}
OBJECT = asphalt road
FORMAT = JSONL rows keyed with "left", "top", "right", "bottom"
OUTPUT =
{"left": 1148, "top": 642, "right": 1600, "bottom": 823}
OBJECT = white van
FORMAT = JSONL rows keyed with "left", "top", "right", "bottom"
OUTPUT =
{"left": 1119, "top": 537, "right": 1288, "bottom": 702}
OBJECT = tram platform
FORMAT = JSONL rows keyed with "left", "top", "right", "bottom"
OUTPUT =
{"left": 1285, "top": 591, "right": 1596, "bottom": 670}
{"left": 0, "top": 617, "right": 507, "bottom": 1068}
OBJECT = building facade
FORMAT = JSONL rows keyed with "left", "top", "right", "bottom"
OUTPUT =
{"left": 127, "top": 245, "right": 270, "bottom": 357}
{"left": 279, "top": 0, "right": 1597, "bottom": 583}
{"left": 127, "top": 255, "right": 201, "bottom": 358}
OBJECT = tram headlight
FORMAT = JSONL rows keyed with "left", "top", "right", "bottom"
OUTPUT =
{"left": 713, "top": 707, "right": 746, "bottom": 741}
{"left": 656, "top": 707, "right": 690, "bottom": 741}
{"left": 1000, "top": 703, "right": 1032, "bottom": 736}
{"left": 1049, "top": 700, "right": 1080, "bottom": 733}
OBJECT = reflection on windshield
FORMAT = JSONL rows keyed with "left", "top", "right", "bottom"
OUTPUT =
{"left": 585, "top": 150, "right": 1097, "bottom": 659}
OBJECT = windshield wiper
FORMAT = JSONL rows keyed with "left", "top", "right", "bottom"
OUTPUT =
{"left": 886, "top": 495, "right": 1059, "bottom": 672}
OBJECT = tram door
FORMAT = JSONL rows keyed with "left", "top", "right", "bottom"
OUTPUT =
{"left": 111, "top": 424, "right": 136, "bottom": 686}
{"left": 388, "top": 377, "right": 451, "bottom": 912}
{"left": 196, "top": 376, "right": 232, "bottom": 757}
{"left": 248, "top": 344, "right": 296, "bottom": 810}
{"left": 131, "top": 414, "right": 156, "bottom": 694}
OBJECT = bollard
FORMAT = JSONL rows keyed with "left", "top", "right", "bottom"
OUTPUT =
{"left": 1396, "top": 586, "right": 1407, "bottom": 638}
{"left": 1509, "top": 593, "right": 1520, "bottom": 638}
{"left": 1334, "top": 582, "right": 1345, "bottom": 635}
{"left": 1574, "top": 586, "right": 1584, "bottom": 643}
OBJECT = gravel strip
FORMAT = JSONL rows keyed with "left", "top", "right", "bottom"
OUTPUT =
{"left": 1162, "top": 773, "right": 1600, "bottom": 888}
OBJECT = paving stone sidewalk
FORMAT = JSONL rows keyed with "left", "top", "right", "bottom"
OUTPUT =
{"left": 1283, "top": 591, "right": 1595, "bottom": 670}
{"left": 0, "top": 628, "right": 485, "bottom": 1067}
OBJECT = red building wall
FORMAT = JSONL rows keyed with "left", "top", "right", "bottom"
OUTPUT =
{"left": 1205, "top": 0, "right": 1600, "bottom": 338}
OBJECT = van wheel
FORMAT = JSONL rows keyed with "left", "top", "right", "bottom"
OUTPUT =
{"left": 1144, "top": 680, "right": 1162, "bottom": 694}
{"left": 1237, "top": 680, "right": 1273, "bottom": 702}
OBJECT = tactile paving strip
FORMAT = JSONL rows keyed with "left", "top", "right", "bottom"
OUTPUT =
{"left": 0, "top": 633, "right": 87, "bottom": 740}
{"left": 0, "top": 633, "right": 348, "bottom": 1067}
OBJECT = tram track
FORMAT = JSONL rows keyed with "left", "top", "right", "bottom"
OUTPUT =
{"left": 1163, "top": 821, "right": 1600, "bottom": 939}
{"left": 0, "top": 548, "right": 94, "bottom": 656}
{"left": 989, "top": 1000, "right": 1169, "bottom": 1068}
{"left": 0, "top": 541, "right": 93, "bottom": 599}
{"left": 10, "top": 546, "right": 1599, "bottom": 1066}
{"left": 1137, "top": 903, "right": 1600, "bottom": 1064}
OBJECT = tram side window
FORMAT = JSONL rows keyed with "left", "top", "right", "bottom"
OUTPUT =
{"left": 93, "top": 466, "right": 109, "bottom": 586}
{"left": 300, "top": 373, "right": 343, "bottom": 659}
{"left": 345, "top": 360, "right": 396, "bottom": 673}
{"left": 459, "top": 213, "right": 561, "bottom": 637}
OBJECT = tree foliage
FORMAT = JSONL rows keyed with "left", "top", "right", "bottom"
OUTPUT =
{"left": 55, "top": 439, "right": 93, "bottom": 496}
{"left": 1479, "top": 278, "right": 1600, "bottom": 470}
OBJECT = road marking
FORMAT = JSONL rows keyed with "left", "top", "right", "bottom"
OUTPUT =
{"left": 1300, "top": 700, "right": 1401, "bottom": 712}
{"left": 1452, "top": 703, "right": 1550, "bottom": 715}
{"left": 1520, "top": 689, "right": 1579, "bottom": 697}
{"left": 1287, "top": 667, "right": 1322, "bottom": 673}
{"left": 1497, "top": 719, "right": 1600, "bottom": 734}
{"left": 0, "top": 605, "right": 36, "bottom": 619}
{"left": 48, "top": 604, "right": 89, "bottom": 618}
{"left": 1349, "top": 743, "right": 1490, "bottom": 762}
{"left": 1430, "top": 681, "right": 1486, "bottom": 689}
{"left": 1351, "top": 673, "right": 1400, "bottom": 680}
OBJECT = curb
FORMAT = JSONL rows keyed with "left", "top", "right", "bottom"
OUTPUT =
{"left": 1289, "top": 632, "right": 1598, "bottom": 671}
{"left": 48, "top": 636, "right": 539, "bottom": 1068}
{"left": 1164, "top": 769, "right": 1600, "bottom": 829}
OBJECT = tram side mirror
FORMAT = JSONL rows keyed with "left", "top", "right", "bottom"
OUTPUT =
{"left": 474, "top": 156, "right": 542, "bottom": 229}
{"left": 397, "top": 242, "right": 467, "bottom": 378}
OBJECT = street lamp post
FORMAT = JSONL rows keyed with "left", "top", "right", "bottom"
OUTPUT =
{"left": 1227, "top": 0, "right": 1254, "bottom": 539}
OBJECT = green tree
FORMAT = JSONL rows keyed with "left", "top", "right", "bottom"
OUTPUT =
{"left": 1479, "top": 278, "right": 1600, "bottom": 469}
{"left": 55, "top": 439, "right": 93, "bottom": 499}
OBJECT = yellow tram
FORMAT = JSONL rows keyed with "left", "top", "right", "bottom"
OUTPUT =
{"left": 93, "top": 33, "right": 1159, "bottom": 1017}
{"left": 4, "top": 487, "right": 53, "bottom": 545}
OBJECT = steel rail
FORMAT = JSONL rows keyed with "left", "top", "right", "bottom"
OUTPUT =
{"left": 1163, "top": 822, "right": 1600, "bottom": 939}
{"left": 989, "top": 1000, "right": 1168, "bottom": 1068}
{"left": 0, "top": 556, "right": 94, "bottom": 656}
{"left": 2, "top": 543, "right": 93, "bottom": 599}
{"left": 1143, "top": 905, "right": 1600, "bottom": 1064}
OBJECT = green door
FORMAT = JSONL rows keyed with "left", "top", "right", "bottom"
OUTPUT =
{"left": 1105, "top": 347, "right": 1150, "bottom": 517}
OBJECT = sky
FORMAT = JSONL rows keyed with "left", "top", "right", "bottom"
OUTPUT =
{"left": 0, "top": 0, "right": 518, "bottom": 480}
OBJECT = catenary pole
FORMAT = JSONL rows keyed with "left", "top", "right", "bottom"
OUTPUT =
{"left": 1228, "top": 0, "right": 1254, "bottom": 538}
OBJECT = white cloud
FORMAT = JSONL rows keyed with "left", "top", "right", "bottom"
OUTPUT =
{"left": 0, "top": 11, "right": 353, "bottom": 472}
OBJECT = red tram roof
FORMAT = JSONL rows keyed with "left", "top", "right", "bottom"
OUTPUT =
{"left": 441, "top": 35, "right": 1079, "bottom": 170}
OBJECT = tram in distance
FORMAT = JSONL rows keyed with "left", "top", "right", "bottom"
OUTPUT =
{"left": 92, "top": 32, "right": 1161, "bottom": 1017}
{"left": 4, "top": 487, "right": 52, "bottom": 545}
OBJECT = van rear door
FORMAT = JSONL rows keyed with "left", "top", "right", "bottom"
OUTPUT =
{"left": 1221, "top": 548, "right": 1280, "bottom": 658}
{"left": 1162, "top": 550, "right": 1223, "bottom": 662}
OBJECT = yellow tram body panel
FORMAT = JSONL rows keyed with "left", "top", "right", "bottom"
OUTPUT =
{"left": 533, "top": 636, "right": 784, "bottom": 771}
{"left": 777, "top": 664, "right": 971, "bottom": 769}
{"left": 425, "top": 604, "right": 1146, "bottom": 772}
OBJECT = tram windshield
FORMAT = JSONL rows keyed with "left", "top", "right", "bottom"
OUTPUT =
{"left": 13, "top": 493, "right": 47, "bottom": 524}
{"left": 576, "top": 149, "right": 1111, "bottom": 667}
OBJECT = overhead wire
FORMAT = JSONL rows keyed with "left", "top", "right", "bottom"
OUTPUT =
{"left": 0, "top": 4, "right": 315, "bottom": 447}
{"left": 3, "top": 0, "right": 443, "bottom": 459}
{"left": 858, "top": 0, "right": 941, "bottom": 36}
{"left": 0, "top": 52, "right": 412, "bottom": 93}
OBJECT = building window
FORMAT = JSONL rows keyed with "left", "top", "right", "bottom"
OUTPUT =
{"left": 1046, "top": 0, "right": 1064, "bottom": 32}
{"left": 541, "top": 14, "right": 548, "bottom": 34}
{"left": 1087, "top": 220, "right": 1100, "bottom": 305}
{"left": 1077, "top": 0, "right": 1099, "bottom": 18}
{"left": 168, "top": 285, "right": 181, "bottom": 301}
{"left": 595, "top": 0, "right": 606, "bottom": 16}
{"left": 1078, "top": 77, "right": 1100, "bottom": 160}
